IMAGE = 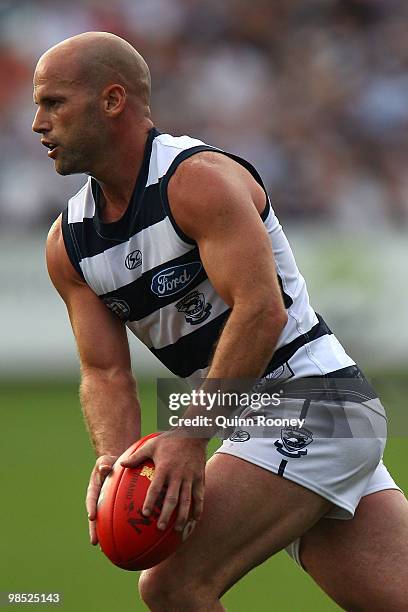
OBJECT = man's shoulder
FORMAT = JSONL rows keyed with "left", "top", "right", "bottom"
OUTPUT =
{"left": 154, "top": 130, "right": 261, "bottom": 190}
{"left": 45, "top": 214, "right": 65, "bottom": 277}
{"left": 152, "top": 130, "right": 239, "bottom": 188}
{"left": 153, "top": 131, "right": 207, "bottom": 152}
{"left": 46, "top": 212, "right": 85, "bottom": 288}
{"left": 147, "top": 131, "right": 213, "bottom": 190}
{"left": 47, "top": 214, "right": 62, "bottom": 248}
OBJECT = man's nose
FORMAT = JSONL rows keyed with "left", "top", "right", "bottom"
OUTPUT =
{"left": 32, "top": 107, "right": 50, "bottom": 133}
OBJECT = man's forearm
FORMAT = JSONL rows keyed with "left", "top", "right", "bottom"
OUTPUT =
{"left": 80, "top": 368, "right": 141, "bottom": 457}
{"left": 208, "top": 304, "right": 287, "bottom": 379}
{"left": 178, "top": 304, "right": 287, "bottom": 437}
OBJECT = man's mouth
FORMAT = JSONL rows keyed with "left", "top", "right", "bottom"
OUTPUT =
{"left": 41, "top": 140, "right": 60, "bottom": 159}
{"left": 48, "top": 146, "right": 59, "bottom": 159}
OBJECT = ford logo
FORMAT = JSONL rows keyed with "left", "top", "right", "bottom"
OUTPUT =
{"left": 151, "top": 262, "right": 202, "bottom": 297}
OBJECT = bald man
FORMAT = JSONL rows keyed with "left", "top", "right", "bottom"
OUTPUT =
{"left": 33, "top": 32, "right": 408, "bottom": 611}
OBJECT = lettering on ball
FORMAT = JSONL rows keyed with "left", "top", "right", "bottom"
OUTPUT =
{"left": 126, "top": 489, "right": 166, "bottom": 535}
{"left": 126, "top": 473, "right": 140, "bottom": 500}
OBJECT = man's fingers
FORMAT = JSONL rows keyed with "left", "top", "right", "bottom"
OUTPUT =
{"left": 192, "top": 478, "right": 205, "bottom": 522}
{"left": 86, "top": 471, "right": 100, "bottom": 520}
{"left": 86, "top": 462, "right": 113, "bottom": 520}
{"left": 86, "top": 485, "right": 98, "bottom": 521}
{"left": 87, "top": 475, "right": 100, "bottom": 544}
{"left": 175, "top": 480, "right": 192, "bottom": 531}
{"left": 86, "top": 456, "right": 116, "bottom": 536}
{"left": 142, "top": 473, "right": 166, "bottom": 517}
{"left": 119, "top": 439, "right": 205, "bottom": 534}
{"left": 120, "top": 449, "right": 149, "bottom": 468}
{"left": 89, "top": 518, "right": 98, "bottom": 546}
{"left": 98, "top": 462, "right": 114, "bottom": 477}
{"left": 157, "top": 481, "right": 181, "bottom": 531}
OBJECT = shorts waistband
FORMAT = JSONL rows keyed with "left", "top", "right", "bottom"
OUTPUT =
{"left": 278, "top": 366, "right": 378, "bottom": 404}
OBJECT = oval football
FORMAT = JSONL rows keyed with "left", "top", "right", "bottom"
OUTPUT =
{"left": 96, "top": 433, "right": 193, "bottom": 571}
{"left": 96, "top": 433, "right": 159, "bottom": 568}
{"left": 112, "top": 459, "right": 182, "bottom": 570}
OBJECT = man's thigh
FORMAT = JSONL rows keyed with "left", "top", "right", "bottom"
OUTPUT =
{"left": 141, "top": 452, "right": 331, "bottom": 598}
{"left": 300, "top": 490, "right": 408, "bottom": 611}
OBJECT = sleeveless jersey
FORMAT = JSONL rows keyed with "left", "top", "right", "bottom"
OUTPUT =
{"left": 61, "top": 128, "right": 355, "bottom": 383}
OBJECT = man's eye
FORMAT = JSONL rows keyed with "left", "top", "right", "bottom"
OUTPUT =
{"left": 46, "top": 100, "right": 61, "bottom": 109}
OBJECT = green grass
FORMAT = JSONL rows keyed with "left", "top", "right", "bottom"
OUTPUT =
{"left": 0, "top": 377, "right": 406, "bottom": 611}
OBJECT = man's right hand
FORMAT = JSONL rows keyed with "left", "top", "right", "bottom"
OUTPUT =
{"left": 86, "top": 455, "right": 118, "bottom": 545}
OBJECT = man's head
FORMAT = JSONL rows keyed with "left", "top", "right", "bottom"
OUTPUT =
{"left": 32, "top": 32, "right": 151, "bottom": 175}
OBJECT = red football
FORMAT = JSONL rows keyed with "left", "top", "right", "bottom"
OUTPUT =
{"left": 96, "top": 432, "right": 195, "bottom": 571}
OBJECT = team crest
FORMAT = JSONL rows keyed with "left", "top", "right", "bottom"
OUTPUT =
{"left": 175, "top": 290, "right": 212, "bottom": 325}
{"left": 274, "top": 426, "right": 313, "bottom": 458}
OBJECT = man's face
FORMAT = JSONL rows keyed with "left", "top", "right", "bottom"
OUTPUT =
{"left": 32, "top": 57, "right": 103, "bottom": 176}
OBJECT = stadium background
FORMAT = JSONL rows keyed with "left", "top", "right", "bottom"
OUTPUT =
{"left": 1, "top": 0, "right": 407, "bottom": 610}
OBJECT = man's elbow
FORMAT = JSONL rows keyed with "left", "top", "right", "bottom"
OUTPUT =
{"left": 80, "top": 365, "right": 136, "bottom": 390}
{"left": 246, "top": 301, "right": 288, "bottom": 333}
{"left": 264, "top": 306, "right": 288, "bottom": 333}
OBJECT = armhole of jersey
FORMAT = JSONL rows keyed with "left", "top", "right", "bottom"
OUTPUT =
{"left": 221, "top": 150, "right": 270, "bottom": 221}
{"left": 159, "top": 145, "right": 270, "bottom": 244}
{"left": 61, "top": 208, "right": 85, "bottom": 280}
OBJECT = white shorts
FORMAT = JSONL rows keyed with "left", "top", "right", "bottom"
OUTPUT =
{"left": 284, "top": 460, "right": 401, "bottom": 567}
{"left": 215, "top": 385, "right": 402, "bottom": 568}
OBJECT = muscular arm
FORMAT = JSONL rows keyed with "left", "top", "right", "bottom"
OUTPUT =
{"left": 123, "top": 153, "right": 288, "bottom": 531}
{"left": 46, "top": 216, "right": 141, "bottom": 456}
{"left": 168, "top": 151, "right": 288, "bottom": 381}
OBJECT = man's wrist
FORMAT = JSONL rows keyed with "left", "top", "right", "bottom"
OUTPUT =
{"left": 168, "top": 426, "right": 211, "bottom": 445}
{"left": 95, "top": 439, "right": 140, "bottom": 458}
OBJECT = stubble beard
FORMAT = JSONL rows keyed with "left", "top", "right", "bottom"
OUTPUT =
{"left": 55, "top": 150, "right": 89, "bottom": 176}
{"left": 54, "top": 133, "right": 99, "bottom": 176}
{"left": 56, "top": 104, "right": 104, "bottom": 176}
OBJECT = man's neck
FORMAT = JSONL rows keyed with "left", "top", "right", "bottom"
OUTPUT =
{"left": 92, "top": 118, "right": 154, "bottom": 222}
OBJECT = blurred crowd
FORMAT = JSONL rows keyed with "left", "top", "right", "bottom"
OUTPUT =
{"left": 1, "top": 0, "right": 408, "bottom": 230}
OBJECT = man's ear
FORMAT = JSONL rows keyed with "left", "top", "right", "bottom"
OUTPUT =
{"left": 102, "top": 84, "right": 126, "bottom": 117}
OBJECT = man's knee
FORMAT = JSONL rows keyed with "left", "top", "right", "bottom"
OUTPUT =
{"left": 139, "top": 567, "right": 216, "bottom": 611}
{"left": 138, "top": 569, "right": 164, "bottom": 608}
{"left": 139, "top": 568, "right": 184, "bottom": 610}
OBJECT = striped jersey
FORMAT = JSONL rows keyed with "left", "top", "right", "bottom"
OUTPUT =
{"left": 61, "top": 127, "right": 355, "bottom": 383}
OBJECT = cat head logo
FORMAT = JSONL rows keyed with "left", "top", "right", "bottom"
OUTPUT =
{"left": 175, "top": 290, "right": 212, "bottom": 325}
{"left": 274, "top": 427, "right": 313, "bottom": 458}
